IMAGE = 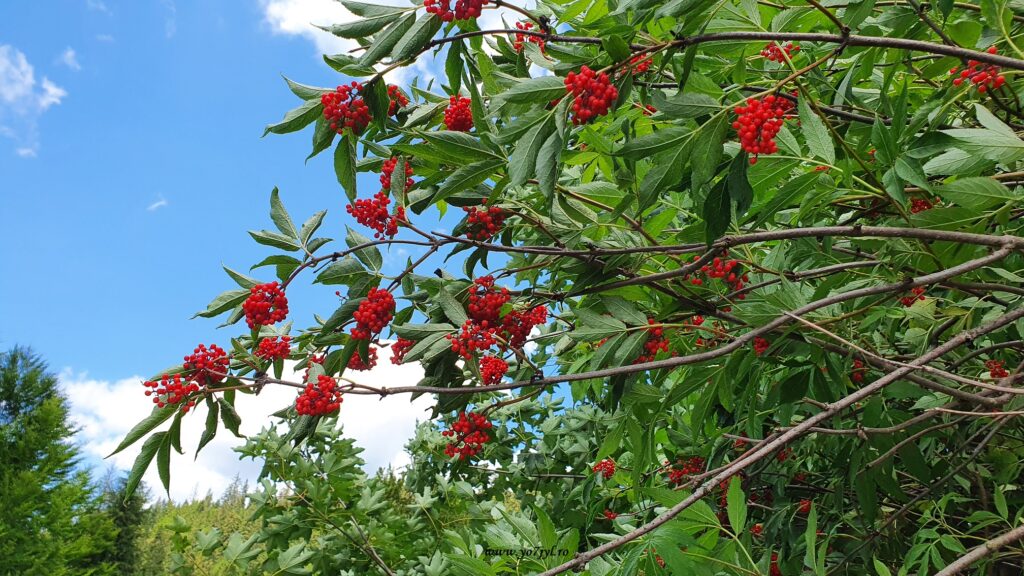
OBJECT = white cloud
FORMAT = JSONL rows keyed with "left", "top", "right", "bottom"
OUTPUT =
{"left": 59, "top": 47, "right": 81, "bottom": 71}
{"left": 260, "top": 0, "right": 362, "bottom": 56}
{"left": 86, "top": 0, "right": 111, "bottom": 14}
{"left": 147, "top": 198, "right": 169, "bottom": 212}
{"left": 162, "top": 0, "right": 177, "bottom": 38}
{"left": 15, "top": 147, "right": 36, "bottom": 157}
{"left": 38, "top": 78, "right": 67, "bottom": 109}
{"left": 0, "top": 45, "right": 68, "bottom": 156}
{"left": 62, "top": 351, "right": 432, "bottom": 502}
{"left": 96, "top": 34, "right": 115, "bottom": 43}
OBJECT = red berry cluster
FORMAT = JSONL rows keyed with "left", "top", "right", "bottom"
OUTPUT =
{"left": 351, "top": 288, "right": 396, "bottom": 340}
{"left": 986, "top": 359, "right": 1009, "bottom": 379}
{"left": 753, "top": 337, "right": 770, "bottom": 356}
{"left": 504, "top": 306, "right": 548, "bottom": 349}
{"left": 183, "top": 343, "right": 229, "bottom": 385}
{"left": 751, "top": 523, "right": 764, "bottom": 536}
{"left": 442, "top": 411, "right": 493, "bottom": 459}
{"left": 513, "top": 21, "right": 544, "bottom": 53}
{"left": 950, "top": 47, "right": 1006, "bottom": 93}
{"left": 851, "top": 358, "right": 867, "bottom": 383}
{"left": 666, "top": 456, "right": 704, "bottom": 486}
{"left": 387, "top": 84, "right": 408, "bottom": 116}
{"left": 463, "top": 202, "right": 506, "bottom": 240}
{"left": 255, "top": 336, "right": 291, "bottom": 361}
{"left": 424, "top": 0, "right": 488, "bottom": 21}
{"left": 910, "top": 197, "right": 939, "bottom": 213}
{"left": 479, "top": 355, "right": 508, "bottom": 386}
{"left": 733, "top": 95, "right": 793, "bottom": 164}
{"left": 686, "top": 255, "right": 751, "bottom": 297}
{"left": 797, "top": 498, "right": 812, "bottom": 515}
{"left": 443, "top": 95, "right": 474, "bottom": 131}
{"left": 322, "top": 82, "right": 370, "bottom": 135}
{"left": 346, "top": 191, "right": 404, "bottom": 239}
{"left": 770, "top": 552, "right": 782, "bottom": 576}
{"left": 380, "top": 156, "right": 414, "bottom": 193}
{"left": 602, "top": 509, "right": 618, "bottom": 520}
{"left": 592, "top": 458, "right": 616, "bottom": 479}
{"left": 448, "top": 321, "right": 498, "bottom": 359}
{"left": 900, "top": 286, "right": 926, "bottom": 307}
{"left": 565, "top": 66, "right": 618, "bottom": 125}
{"left": 776, "top": 447, "right": 792, "bottom": 462}
{"left": 448, "top": 305, "right": 547, "bottom": 359}
{"left": 347, "top": 347, "right": 378, "bottom": 371}
{"left": 468, "top": 275, "right": 509, "bottom": 324}
{"left": 634, "top": 319, "right": 670, "bottom": 364}
{"left": 143, "top": 374, "right": 200, "bottom": 412}
{"left": 295, "top": 374, "right": 343, "bottom": 416}
{"left": 734, "top": 438, "right": 748, "bottom": 451}
{"left": 629, "top": 54, "right": 652, "bottom": 74}
{"left": 303, "top": 353, "right": 325, "bottom": 382}
{"left": 391, "top": 337, "right": 415, "bottom": 365}
{"left": 244, "top": 282, "right": 289, "bottom": 329}
{"left": 761, "top": 42, "right": 799, "bottom": 62}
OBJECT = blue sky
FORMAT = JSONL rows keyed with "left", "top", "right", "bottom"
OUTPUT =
{"left": 0, "top": 0, "right": 442, "bottom": 380}
{"left": 0, "top": 0, "right": 495, "bottom": 499}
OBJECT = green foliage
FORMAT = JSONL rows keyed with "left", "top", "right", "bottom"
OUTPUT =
{"left": 117, "top": 0, "right": 1024, "bottom": 573}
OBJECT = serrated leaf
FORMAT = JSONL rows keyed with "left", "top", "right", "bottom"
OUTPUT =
{"left": 218, "top": 398, "right": 242, "bottom": 437}
{"left": 359, "top": 12, "right": 416, "bottom": 66}
{"left": 392, "top": 14, "right": 442, "bottom": 61}
{"left": 435, "top": 158, "right": 504, "bottom": 203}
{"left": 263, "top": 99, "right": 322, "bottom": 137}
{"left": 124, "top": 432, "right": 165, "bottom": 499}
{"left": 109, "top": 404, "right": 177, "bottom": 456}
{"left": 314, "top": 256, "right": 364, "bottom": 285}
{"left": 938, "top": 177, "right": 1019, "bottom": 210}
{"left": 726, "top": 476, "right": 746, "bottom": 532}
{"left": 248, "top": 230, "right": 302, "bottom": 251}
{"left": 726, "top": 152, "right": 753, "bottom": 216}
{"left": 197, "top": 397, "right": 219, "bottom": 455}
{"left": 651, "top": 91, "right": 720, "bottom": 118}
{"left": 799, "top": 97, "right": 835, "bottom": 164}
{"left": 319, "top": 11, "right": 402, "bottom": 38}
{"left": 345, "top": 227, "right": 383, "bottom": 270}
{"left": 194, "top": 289, "right": 250, "bottom": 319}
{"left": 157, "top": 432, "right": 171, "bottom": 494}
{"left": 510, "top": 115, "right": 555, "bottom": 186}
{"left": 335, "top": 136, "right": 357, "bottom": 201}
{"left": 436, "top": 287, "right": 469, "bottom": 325}
{"left": 703, "top": 178, "right": 731, "bottom": 243}
{"left": 496, "top": 75, "right": 567, "bottom": 104}
{"left": 618, "top": 125, "right": 690, "bottom": 160}
{"left": 299, "top": 210, "right": 327, "bottom": 245}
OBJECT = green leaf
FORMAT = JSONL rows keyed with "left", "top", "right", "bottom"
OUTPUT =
{"left": 319, "top": 11, "right": 402, "bottom": 38}
{"left": 726, "top": 476, "right": 746, "bottom": 532}
{"left": 572, "top": 309, "right": 628, "bottom": 341}
{"left": 435, "top": 158, "right": 504, "bottom": 203}
{"left": 358, "top": 12, "right": 416, "bottom": 66}
{"left": 340, "top": 0, "right": 408, "bottom": 17}
{"left": 283, "top": 76, "right": 331, "bottom": 100}
{"left": 194, "top": 289, "right": 250, "bottom": 319}
{"left": 420, "top": 130, "right": 501, "bottom": 162}
{"left": 299, "top": 210, "right": 327, "bottom": 245}
{"left": 248, "top": 229, "right": 302, "bottom": 252}
{"left": 392, "top": 323, "right": 456, "bottom": 340}
{"left": 314, "top": 256, "right": 364, "bottom": 285}
{"left": 275, "top": 542, "right": 314, "bottom": 574}
{"left": 618, "top": 125, "right": 690, "bottom": 160}
{"left": 650, "top": 91, "right": 720, "bottom": 119}
{"left": 218, "top": 398, "right": 243, "bottom": 437}
{"left": 157, "top": 432, "right": 171, "bottom": 494}
{"left": 345, "top": 227, "right": 383, "bottom": 270}
{"left": 109, "top": 404, "right": 177, "bottom": 456}
{"left": 602, "top": 35, "right": 630, "bottom": 62}
{"left": 334, "top": 136, "right": 357, "bottom": 201}
{"left": 495, "top": 75, "right": 567, "bottom": 104}
{"left": 726, "top": 152, "right": 753, "bottom": 216}
{"left": 392, "top": 14, "right": 442, "bottom": 61}
{"left": 703, "top": 179, "right": 731, "bottom": 243}
{"left": 798, "top": 97, "right": 835, "bottom": 164}
{"left": 872, "top": 557, "right": 893, "bottom": 576}
{"left": 197, "top": 397, "right": 219, "bottom": 455}
{"left": 263, "top": 99, "right": 322, "bottom": 136}
{"left": 691, "top": 114, "right": 728, "bottom": 189}
{"left": 938, "top": 177, "right": 1018, "bottom": 210}
{"left": 536, "top": 129, "right": 564, "bottom": 196}
{"left": 436, "top": 287, "right": 469, "bottom": 325}
{"left": 509, "top": 115, "right": 555, "bottom": 186}
{"left": 125, "top": 432, "right": 165, "bottom": 499}
{"left": 941, "top": 127, "right": 1024, "bottom": 163}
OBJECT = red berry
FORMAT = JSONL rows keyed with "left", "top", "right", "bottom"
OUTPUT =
{"left": 564, "top": 65, "right": 618, "bottom": 125}
{"left": 254, "top": 336, "right": 291, "bottom": 362}
{"left": 798, "top": 498, "right": 812, "bottom": 515}
{"left": 899, "top": 286, "right": 926, "bottom": 307}
{"left": 243, "top": 282, "right": 289, "bottom": 329}
{"left": 321, "top": 82, "right": 371, "bottom": 135}
{"left": 346, "top": 191, "right": 404, "bottom": 239}
{"left": 629, "top": 54, "right": 652, "bottom": 74}
{"left": 986, "top": 359, "right": 1009, "bottom": 379}
{"left": 760, "top": 42, "right": 799, "bottom": 62}
{"left": 753, "top": 336, "right": 770, "bottom": 356}
{"left": 602, "top": 509, "right": 618, "bottom": 520}
{"left": 347, "top": 347, "right": 378, "bottom": 371}
{"left": 592, "top": 458, "right": 616, "bottom": 479}
{"left": 387, "top": 84, "right": 408, "bottom": 116}
{"left": 391, "top": 337, "right": 415, "bottom": 365}
{"left": 351, "top": 288, "right": 396, "bottom": 340}
{"left": 443, "top": 95, "right": 474, "bottom": 131}
{"left": 463, "top": 203, "right": 506, "bottom": 240}
{"left": 182, "top": 343, "right": 229, "bottom": 385}
{"left": 480, "top": 355, "right": 508, "bottom": 386}
{"left": 513, "top": 21, "right": 545, "bottom": 53}
{"left": 751, "top": 523, "right": 764, "bottom": 536}
{"left": 142, "top": 373, "right": 200, "bottom": 411}
{"left": 380, "top": 156, "right": 414, "bottom": 193}
{"left": 910, "top": 197, "right": 938, "bottom": 213}
{"left": 295, "top": 374, "right": 343, "bottom": 416}
{"left": 442, "top": 411, "right": 493, "bottom": 460}
{"left": 633, "top": 318, "right": 670, "bottom": 364}
{"left": 732, "top": 95, "right": 793, "bottom": 163}
{"left": 949, "top": 48, "right": 1005, "bottom": 92}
